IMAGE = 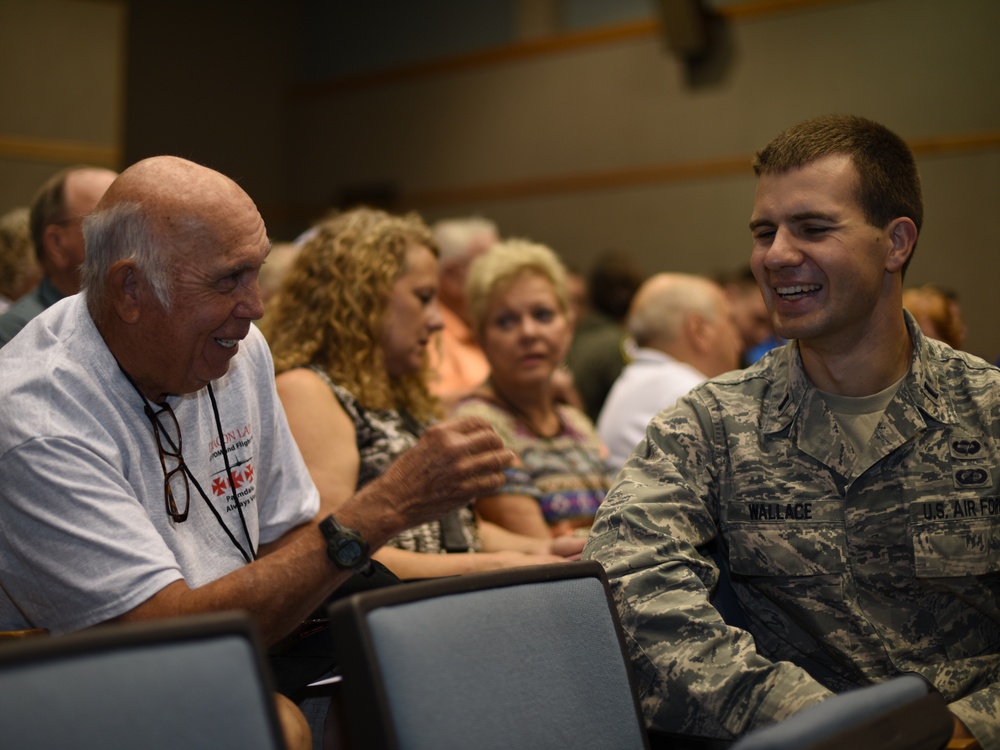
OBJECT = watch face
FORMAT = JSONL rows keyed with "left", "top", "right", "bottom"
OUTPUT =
{"left": 339, "top": 539, "right": 363, "bottom": 566}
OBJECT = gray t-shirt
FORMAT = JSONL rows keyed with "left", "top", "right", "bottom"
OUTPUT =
{"left": 0, "top": 294, "right": 319, "bottom": 632}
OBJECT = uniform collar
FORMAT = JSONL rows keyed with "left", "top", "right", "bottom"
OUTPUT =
{"left": 760, "top": 309, "right": 957, "bottom": 437}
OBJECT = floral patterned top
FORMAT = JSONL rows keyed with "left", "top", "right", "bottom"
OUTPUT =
{"left": 451, "top": 394, "right": 611, "bottom": 528}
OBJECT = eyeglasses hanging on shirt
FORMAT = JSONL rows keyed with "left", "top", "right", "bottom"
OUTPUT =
{"left": 117, "top": 363, "right": 257, "bottom": 564}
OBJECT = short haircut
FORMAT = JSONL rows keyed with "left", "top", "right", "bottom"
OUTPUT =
{"left": 466, "top": 238, "right": 570, "bottom": 335}
{"left": 82, "top": 201, "right": 172, "bottom": 316}
{"left": 753, "top": 114, "right": 923, "bottom": 275}
{"left": 29, "top": 167, "right": 76, "bottom": 261}
{"left": 432, "top": 216, "right": 498, "bottom": 267}
{"left": 628, "top": 275, "right": 722, "bottom": 349}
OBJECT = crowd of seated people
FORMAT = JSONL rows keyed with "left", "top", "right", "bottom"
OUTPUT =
{"left": 1, "top": 112, "right": 996, "bottom": 750}
{"left": 260, "top": 207, "right": 583, "bottom": 580}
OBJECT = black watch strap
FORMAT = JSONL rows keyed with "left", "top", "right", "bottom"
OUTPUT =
{"left": 319, "top": 514, "right": 372, "bottom": 573}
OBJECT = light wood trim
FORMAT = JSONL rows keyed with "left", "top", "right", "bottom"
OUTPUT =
{"left": 722, "top": 0, "right": 866, "bottom": 22}
{"left": 909, "top": 130, "right": 1000, "bottom": 157}
{"left": 290, "top": 0, "right": 866, "bottom": 100}
{"left": 0, "top": 134, "right": 120, "bottom": 169}
{"left": 0, "top": 627, "right": 48, "bottom": 640}
{"left": 258, "top": 131, "right": 1000, "bottom": 222}
{"left": 400, "top": 155, "right": 752, "bottom": 208}
{"left": 262, "top": 129, "right": 1000, "bottom": 221}
{"left": 290, "top": 19, "right": 659, "bottom": 99}
{"left": 398, "top": 130, "right": 1000, "bottom": 210}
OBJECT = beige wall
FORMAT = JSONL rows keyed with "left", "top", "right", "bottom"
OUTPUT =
{"left": 286, "top": 0, "right": 1000, "bottom": 358}
{"left": 122, "top": 0, "right": 295, "bottom": 222}
{"left": 0, "top": 0, "right": 124, "bottom": 211}
{"left": 3, "top": 0, "right": 998, "bottom": 358}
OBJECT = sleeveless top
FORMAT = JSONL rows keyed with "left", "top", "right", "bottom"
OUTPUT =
{"left": 310, "top": 368, "right": 479, "bottom": 554}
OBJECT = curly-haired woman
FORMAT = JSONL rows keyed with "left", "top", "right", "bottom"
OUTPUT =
{"left": 262, "top": 208, "right": 581, "bottom": 579}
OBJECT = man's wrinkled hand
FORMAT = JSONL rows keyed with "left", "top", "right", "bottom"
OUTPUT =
{"left": 376, "top": 416, "right": 514, "bottom": 530}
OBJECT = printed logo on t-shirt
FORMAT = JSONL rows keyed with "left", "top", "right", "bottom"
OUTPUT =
{"left": 207, "top": 421, "right": 257, "bottom": 513}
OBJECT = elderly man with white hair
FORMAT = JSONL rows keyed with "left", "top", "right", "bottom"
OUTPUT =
{"left": 597, "top": 273, "right": 742, "bottom": 471}
{"left": 0, "top": 156, "right": 512, "bottom": 748}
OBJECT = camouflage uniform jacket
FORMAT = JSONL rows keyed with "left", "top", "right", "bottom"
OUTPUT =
{"left": 584, "top": 314, "right": 1000, "bottom": 746}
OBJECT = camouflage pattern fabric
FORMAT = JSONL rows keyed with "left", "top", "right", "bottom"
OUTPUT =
{"left": 584, "top": 313, "right": 1000, "bottom": 747}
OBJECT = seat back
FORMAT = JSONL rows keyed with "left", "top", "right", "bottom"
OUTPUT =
{"left": 731, "top": 674, "right": 953, "bottom": 750}
{"left": 0, "top": 611, "right": 284, "bottom": 750}
{"left": 328, "top": 560, "right": 650, "bottom": 750}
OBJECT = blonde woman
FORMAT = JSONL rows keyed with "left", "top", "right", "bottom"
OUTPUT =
{"left": 453, "top": 239, "right": 613, "bottom": 539}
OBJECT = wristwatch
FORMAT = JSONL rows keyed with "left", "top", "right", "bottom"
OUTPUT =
{"left": 319, "top": 514, "right": 371, "bottom": 573}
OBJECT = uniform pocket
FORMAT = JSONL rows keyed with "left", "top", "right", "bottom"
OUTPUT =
{"left": 910, "top": 497, "right": 1000, "bottom": 577}
{"left": 726, "top": 498, "right": 847, "bottom": 577}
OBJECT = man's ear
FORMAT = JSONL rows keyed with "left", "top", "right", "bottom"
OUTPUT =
{"left": 684, "top": 312, "right": 709, "bottom": 353}
{"left": 107, "top": 260, "right": 142, "bottom": 324}
{"left": 885, "top": 217, "right": 918, "bottom": 274}
{"left": 41, "top": 225, "right": 68, "bottom": 269}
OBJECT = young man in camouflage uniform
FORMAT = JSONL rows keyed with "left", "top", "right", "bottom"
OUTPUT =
{"left": 584, "top": 114, "right": 998, "bottom": 748}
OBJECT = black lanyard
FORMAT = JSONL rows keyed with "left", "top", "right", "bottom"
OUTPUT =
{"left": 117, "top": 364, "right": 257, "bottom": 564}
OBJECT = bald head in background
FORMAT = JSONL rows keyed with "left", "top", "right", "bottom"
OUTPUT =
{"left": 35, "top": 166, "right": 119, "bottom": 296}
{"left": 428, "top": 216, "right": 500, "bottom": 404}
{"left": 597, "top": 273, "right": 741, "bottom": 470}
{"left": 628, "top": 273, "right": 742, "bottom": 379}
{"left": 0, "top": 165, "right": 117, "bottom": 347}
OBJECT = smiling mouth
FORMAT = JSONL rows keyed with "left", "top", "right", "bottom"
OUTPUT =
{"left": 216, "top": 338, "right": 240, "bottom": 349}
{"left": 776, "top": 284, "right": 822, "bottom": 301}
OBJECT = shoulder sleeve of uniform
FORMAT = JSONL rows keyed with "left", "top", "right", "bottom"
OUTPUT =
{"left": 948, "top": 684, "right": 1000, "bottom": 749}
